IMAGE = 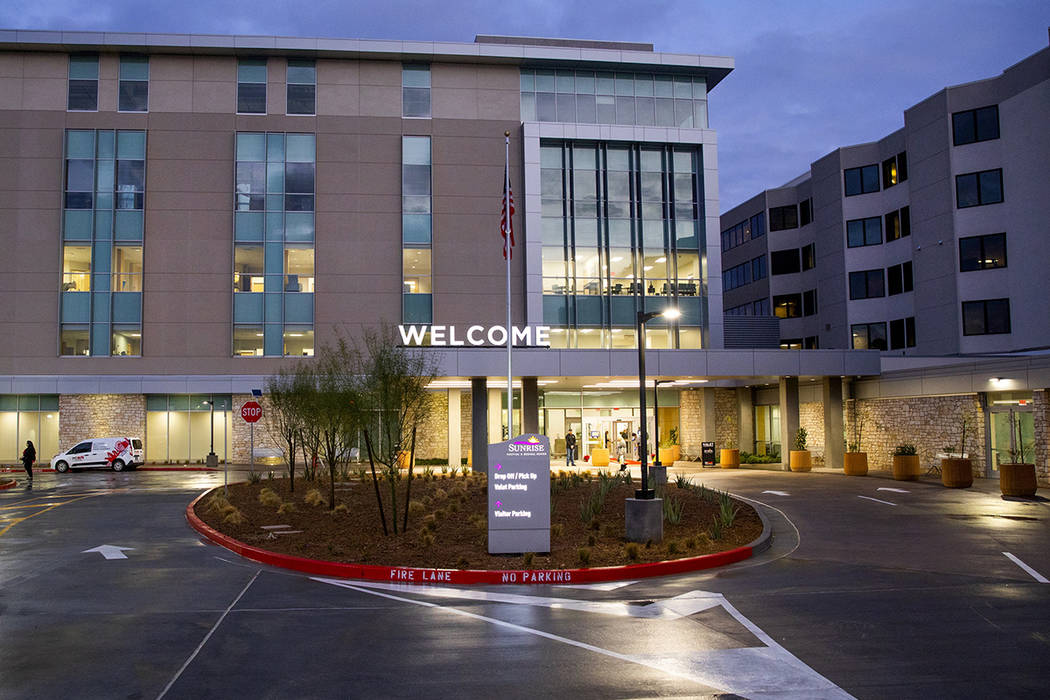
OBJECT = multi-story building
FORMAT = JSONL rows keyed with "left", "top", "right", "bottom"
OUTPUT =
{"left": 720, "top": 37, "right": 1050, "bottom": 480}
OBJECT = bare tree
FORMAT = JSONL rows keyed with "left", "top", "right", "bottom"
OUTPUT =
{"left": 312, "top": 335, "right": 363, "bottom": 510}
{"left": 265, "top": 362, "right": 312, "bottom": 493}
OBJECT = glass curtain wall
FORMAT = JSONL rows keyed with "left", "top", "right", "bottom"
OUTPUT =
{"left": 541, "top": 140, "right": 704, "bottom": 348}
{"left": 61, "top": 130, "right": 145, "bottom": 355}
{"left": 541, "top": 389, "right": 679, "bottom": 460}
{"left": 0, "top": 396, "right": 60, "bottom": 462}
{"left": 145, "top": 395, "right": 232, "bottom": 463}
{"left": 402, "top": 136, "right": 432, "bottom": 322}
{"left": 754, "top": 404, "right": 781, "bottom": 458}
{"left": 233, "top": 132, "right": 315, "bottom": 356}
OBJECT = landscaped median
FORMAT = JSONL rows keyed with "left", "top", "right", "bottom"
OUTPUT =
{"left": 0, "top": 478, "right": 17, "bottom": 490}
{"left": 185, "top": 471, "right": 770, "bottom": 585}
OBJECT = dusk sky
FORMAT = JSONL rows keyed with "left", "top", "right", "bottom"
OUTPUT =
{"left": 4, "top": 0, "right": 1047, "bottom": 210}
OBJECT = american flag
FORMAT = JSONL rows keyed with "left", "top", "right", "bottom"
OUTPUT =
{"left": 501, "top": 174, "right": 515, "bottom": 260}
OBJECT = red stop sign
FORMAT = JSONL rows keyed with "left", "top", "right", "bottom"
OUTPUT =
{"left": 241, "top": 401, "right": 263, "bottom": 423}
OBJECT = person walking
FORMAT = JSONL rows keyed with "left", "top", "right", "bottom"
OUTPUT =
{"left": 21, "top": 440, "right": 36, "bottom": 481}
{"left": 565, "top": 429, "right": 577, "bottom": 466}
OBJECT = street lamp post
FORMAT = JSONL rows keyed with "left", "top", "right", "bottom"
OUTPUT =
{"left": 204, "top": 399, "right": 218, "bottom": 469}
{"left": 635, "top": 307, "right": 680, "bottom": 499}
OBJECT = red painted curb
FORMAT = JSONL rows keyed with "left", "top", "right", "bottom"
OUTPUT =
{"left": 186, "top": 487, "right": 754, "bottom": 586}
{"left": 0, "top": 479, "right": 18, "bottom": 490}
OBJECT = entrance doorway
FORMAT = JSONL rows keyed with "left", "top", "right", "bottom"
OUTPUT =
{"left": 988, "top": 407, "right": 1035, "bottom": 476}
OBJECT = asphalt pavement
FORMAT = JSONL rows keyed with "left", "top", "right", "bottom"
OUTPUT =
{"left": 1, "top": 467, "right": 1047, "bottom": 699}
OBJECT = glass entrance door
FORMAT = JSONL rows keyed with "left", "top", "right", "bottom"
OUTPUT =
{"left": 989, "top": 408, "right": 1035, "bottom": 475}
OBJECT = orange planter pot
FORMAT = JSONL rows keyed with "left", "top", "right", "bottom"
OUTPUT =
{"left": 940, "top": 458, "right": 973, "bottom": 488}
{"left": 892, "top": 455, "right": 920, "bottom": 481}
{"left": 590, "top": 448, "right": 610, "bottom": 467}
{"left": 720, "top": 448, "right": 740, "bottom": 469}
{"left": 789, "top": 450, "right": 811, "bottom": 472}
{"left": 658, "top": 447, "right": 678, "bottom": 465}
{"left": 843, "top": 452, "right": 868, "bottom": 476}
{"left": 1000, "top": 463, "right": 1037, "bottom": 497}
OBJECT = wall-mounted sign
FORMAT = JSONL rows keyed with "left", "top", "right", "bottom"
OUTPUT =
{"left": 701, "top": 441, "right": 716, "bottom": 466}
{"left": 487, "top": 434, "right": 551, "bottom": 554}
{"left": 399, "top": 324, "right": 551, "bottom": 347}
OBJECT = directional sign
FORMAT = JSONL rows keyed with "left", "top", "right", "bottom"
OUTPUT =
{"left": 487, "top": 434, "right": 551, "bottom": 554}
{"left": 241, "top": 401, "right": 263, "bottom": 423}
{"left": 82, "top": 545, "right": 134, "bottom": 560}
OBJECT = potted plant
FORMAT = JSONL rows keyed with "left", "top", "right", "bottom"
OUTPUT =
{"left": 999, "top": 410, "right": 1037, "bottom": 497}
{"left": 789, "top": 427, "right": 811, "bottom": 472}
{"left": 941, "top": 411, "right": 974, "bottom": 489}
{"left": 659, "top": 427, "right": 680, "bottom": 465}
{"left": 843, "top": 407, "right": 867, "bottom": 476}
{"left": 892, "top": 443, "right": 919, "bottom": 481}
{"left": 720, "top": 435, "right": 740, "bottom": 469}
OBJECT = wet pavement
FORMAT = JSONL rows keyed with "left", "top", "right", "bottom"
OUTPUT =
{"left": 1, "top": 468, "right": 1048, "bottom": 699}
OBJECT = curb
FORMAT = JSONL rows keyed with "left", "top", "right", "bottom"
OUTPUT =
{"left": 0, "top": 479, "right": 18, "bottom": 490}
{"left": 186, "top": 486, "right": 769, "bottom": 586}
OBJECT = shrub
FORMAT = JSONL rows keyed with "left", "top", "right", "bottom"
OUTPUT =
{"left": 434, "top": 508, "right": 447, "bottom": 521}
{"left": 277, "top": 502, "right": 296, "bottom": 515}
{"left": 248, "top": 472, "right": 262, "bottom": 484}
{"left": 433, "top": 488, "right": 448, "bottom": 502}
{"left": 523, "top": 552, "right": 535, "bottom": 567}
{"left": 794, "top": 427, "right": 808, "bottom": 451}
{"left": 663, "top": 495, "right": 684, "bottom": 525}
{"left": 587, "top": 533, "right": 597, "bottom": 547}
{"left": 223, "top": 509, "right": 245, "bottom": 525}
{"left": 408, "top": 500, "right": 425, "bottom": 517}
{"left": 551, "top": 523, "right": 564, "bottom": 537}
{"left": 577, "top": 547, "right": 591, "bottom": 566}
{"left": 893, "top": 443, "right": 917, "bottom": 456}
{"left": 332, "top": 503, "right": 348, "bottom": 514}
{"left": 258, "top": 488, "right": 281, "bottom": 508}
{"left": 624, "top": 543, "right": 640, "bottom": 561}
{"left": 304, "top": 489, "right": 324, "bottom": 507}
{"left": 420, "top": 531, "right": 435, "bottom": 547}
{"left": 685, "top": 536, "right": 698, "bottom": 549}
{"left": 422, "top": 514, "right": 437, "bottom": 531}
{"left": 708, "top": 516, "right": 723, "bottom": 540}
{"left": 674, "top": 473, "right": 690, "bottom": 489}
{"left": 666, "top": 539, "right": 679, "bottom": 555}
{"left": 455, "top": 557, "right": 470, "bottom": 570}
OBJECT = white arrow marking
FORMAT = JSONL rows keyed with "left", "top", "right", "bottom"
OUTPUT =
{"left": 557, "top": 580, "right": 638, "bottom": 591}
{"left": 761, "top": 490, "right": 790, "bottom": 497}
{"left": 876, "top": 487, "right": 910, "bottom": 493}
{"left": 857, "top": 495, "right": 896, "bottom": 506}
{"left": 82, "top": 544, "right": 134, "bottom": 560}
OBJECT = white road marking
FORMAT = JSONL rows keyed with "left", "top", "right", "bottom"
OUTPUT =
{"left": 761, "top": 490, "right": 790, "bottom": 496}
{"left": 557, "top": 580, "right": 638, "bottom": 591}
{"left": 260, "top": 525, "right": 291, "bottom": 530}
{"left": 156, "top": 569, "right": 260, "bottom": 700}
{"left": 857, "top": 495, "right": 896, "bottom": 506}
{"left": 1003, "top": 552, "right": 1050, "bottom": 583}
{"left": 82, "top": 544, "right": 134, "bottom": 560}
{"left": 314, "top": 578, "right": 853, "bottom": 698}
{"left": 877, "top": 487, "right": 910, "bottom": 493}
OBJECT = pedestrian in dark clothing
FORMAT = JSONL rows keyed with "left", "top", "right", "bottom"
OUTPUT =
{"left": 565, "top": 430, "right": 577, "bottom": 466}
{"left": 22, "top": 440, "right": 36, "bottom": 481}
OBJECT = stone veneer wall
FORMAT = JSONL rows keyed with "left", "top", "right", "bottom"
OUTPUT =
{"left": 230, "top": 393, "right": 270, "bottom": 464}
{"left": 714, "top": 388, "right": 738, "bottom": 450}
{"left": 461, "top": 391, "right": 472, "bottom": 464}
{"left": 848, "top": 394, "right": 986, "bottom": 474}
{"left": 59, "top": 394, "right": 146, "bottom": 453}
{"left": 1033, "top": 390, "right": 1049, "bottom": 485}
{"left": 415, "top": 391, "right": 449, "bottom": 460}
{"left": 679, "top": 389, "right": 702, "bottom": 456}
{"left": 799, "top": 400, "right": 825, "bottom": 463}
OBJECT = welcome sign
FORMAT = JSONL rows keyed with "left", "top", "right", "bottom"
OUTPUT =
{"left": 398, "top": 324, "right": 552, "bottom": 347}
{"left": 487, "top": 434, "right": 551, "bottom": 554}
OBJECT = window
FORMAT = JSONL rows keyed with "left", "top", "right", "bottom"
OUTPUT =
{"left": 956, "top": 169, "right": 1003, "bottom": 208}
{"left": 889, "top": 317, "right": 916, "bottom": 349}
{"left": 773, "top": 293, "right": 802, "bottom": 318}
{"left": 237, "top": 59, "right": 267, "bottom": 114}
{"left": 882, "top": 152, "right": 907, "bottom": 187}
{"left": 953, "top": 105, "right": 999, "bottom": 146}
{"left": 801, "top": 243, "right": 815, "bottom": 271}
{"left": 753, "top": 298, "right": 771, "bottom": 316}
{"left": 959, "top": 232, "right": 1007, "bottom": 272}
{"left": 770, "top": 248, "right": 801, "bottom": 275}
{"left": 68, "top": 55, "right": 98, "bottom": 111}
{"left": 112, "top": 246, "right": 143, "bottom": 292}
{"left": 851, "top": 322, "right": 887, "bottom": 350}
{"left": 403, "top": 135, "right": 432, "bottom": 323}
{"left": 799, "top": 198, "right": 812, "bottom": 227}
{"left": 720, "top": 212, "right": 764, "bottom": 252}
{"left": 887, "top": 261, "right": 913, "bottom": 296}
{"left": 118, "top": 56, "right": 149, "bottom": 112}
{"left": 803, "top": 289, "right": 817, "bottom": 316}
{"left": 780, "top": 338, "right": 802, "bottom": 350}
{"left": 962, "top": 298, "right": 1010, "bottom": 335}
{"left": 286, "top": 60, "right": 316, "bottom": 115}
{"left": 844, "top": 164, "right": 879, "bottom": 196}
{"left": 885, "top": 207, "right": 911, "bottom": 241}
{"left": 804, "top": 335, "right": 819, "bottom": 349}
{"left": 769, "top": 204, "right": 798, "bottom": 231}
{"left": 403, "top": 64, "right": 431, "bottom": 118}
{"left": 722, "top": 261, "right": 752, "bottom": 291}
{"left": 849, "top": 269, "right": 885, "bottom": 300}
{"left": 62, "top": 245, "right": 91, "bottom": 291}
{"left": 751, "top": 255, "right": 767, "bottom": 281}
{"left": 847, "top": 216, "right": 882, "bottom": 248}
{"left": 111, "top": 325, "right": 141, "bottom": 356}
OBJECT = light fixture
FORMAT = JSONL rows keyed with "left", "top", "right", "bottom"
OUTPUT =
{"left": 662, "top": 308, "right": 682, "bottom": 320}
{"left": 655, "top": 256, "right": 666, "bottom": 263}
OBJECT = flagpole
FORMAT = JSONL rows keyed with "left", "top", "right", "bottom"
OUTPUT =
{"left": 504, "top": 130, "right": 513, "bottom": 438}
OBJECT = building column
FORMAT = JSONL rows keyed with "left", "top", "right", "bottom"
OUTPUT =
{"left": 522, "top": 377, "right": 539, "bottom": 434}
{"left": 447, "top": 388, "right": 461, "bottom": 469}
{"left": 471, "top": 378, "right": 488, "bottom": 473}
{"left": 737, "top": 387, "right": 754, "bottom": 454}
{"left": 779, "top": 376, "right": 800, "bottom": 471}
{"left": 488, "top": 387, "right": 503, "bottom": 443}
{"left": 823, "top": 376, "right": 844, "bottom": 471}
{"left": 702, "top": 387, "right": 717, "bottom": 445}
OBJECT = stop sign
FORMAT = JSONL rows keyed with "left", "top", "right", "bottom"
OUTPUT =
{"left": 241, "top": 401, "right": 263, "bottom": 423}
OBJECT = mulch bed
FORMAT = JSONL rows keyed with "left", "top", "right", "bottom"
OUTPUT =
{"left": 195, "top": 471, "right": 763, "bottom": 570}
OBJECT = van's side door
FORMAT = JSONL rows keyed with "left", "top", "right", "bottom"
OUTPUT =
{"left": 67, "top": 441, "right": 93, "bottom": 467}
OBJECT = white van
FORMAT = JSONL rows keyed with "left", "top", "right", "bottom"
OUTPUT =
{"left": 52, "top": 437, "right": 144, "bottom": 473}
